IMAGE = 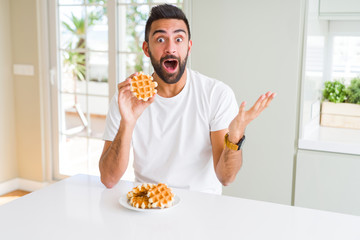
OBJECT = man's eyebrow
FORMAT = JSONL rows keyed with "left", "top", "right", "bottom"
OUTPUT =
{"left": 174, "top": 29, "right": 187, "bottom": 35}
{"left": 152, "top": 29, "right": 187, "bottom": 36}
{"left": 152, "top": 30, "right": 166, "bottom": 36}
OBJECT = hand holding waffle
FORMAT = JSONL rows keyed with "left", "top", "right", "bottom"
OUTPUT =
{"left": 228, "top": 91, "right": 276, "bottom": 143}
{"left": 117, "top": 72, "right": 157, "bottom": 124}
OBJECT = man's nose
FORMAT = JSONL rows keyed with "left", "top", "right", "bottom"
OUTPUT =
{"left": 165, "top": 41, "right": 176, "bottom": 54}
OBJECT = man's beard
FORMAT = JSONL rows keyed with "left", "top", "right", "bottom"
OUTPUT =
{"left": 148, "top": 50, "right": 188, "bottom": 84}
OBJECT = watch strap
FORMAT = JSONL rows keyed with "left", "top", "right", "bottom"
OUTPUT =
{"left": 224, "top": 133, "right": 245, "bottom": 151}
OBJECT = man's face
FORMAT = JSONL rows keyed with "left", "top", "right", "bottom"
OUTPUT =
{"left": 143, "top": 19, "right": 192, "bottom": 84}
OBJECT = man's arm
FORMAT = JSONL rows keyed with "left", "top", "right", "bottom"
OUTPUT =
{"left": 212, "top": 91, "right": 276, "bottom": 186}
{"left": 99, "top": 73, "right": 155, "bottom": 188}
{"left": 211, "top": 129, "right": 243, "bottom": 186}
{"left": 99, "top": 120, "right": 135, "bottom": 188}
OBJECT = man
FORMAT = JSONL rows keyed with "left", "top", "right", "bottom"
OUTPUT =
{"left": 99, "top": 4, "right": 275, "bottom": 194}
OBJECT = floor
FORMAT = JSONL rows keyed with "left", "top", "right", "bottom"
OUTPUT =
{"left": 0, "top": 190, "right": 31, "bottom": 206}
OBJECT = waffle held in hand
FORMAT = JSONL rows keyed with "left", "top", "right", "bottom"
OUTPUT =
{"left": 127, "top": 183, "right": 175, "bottom": 209}
{"left": 130, "top": 72, "right": 158, "bottom": 101}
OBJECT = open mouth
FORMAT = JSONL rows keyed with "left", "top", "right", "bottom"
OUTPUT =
{"left": 162, "top": 59, "right": 178, "bottom": 73}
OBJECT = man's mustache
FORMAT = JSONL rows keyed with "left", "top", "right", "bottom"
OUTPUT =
{"left": 161, "top": 55, "right": 180, "bottom": 62}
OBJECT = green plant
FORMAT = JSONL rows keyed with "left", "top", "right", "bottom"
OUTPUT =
{"left": 63, "top": 42, "right": 86, "bottom": 81}
{"left": 346, "top": 77, "right": 360, "bottom": 104}
{"left": 62, "top": 4, "right": 105, "bottom": 81}
{"left": 61, "top": 4, "right": 105, "bottom": 105}
{"left": 126, "top": 2, "right": 148, "bottom": 73}
{"left": 322, "top": 80, "right": 347, "bottom": 103}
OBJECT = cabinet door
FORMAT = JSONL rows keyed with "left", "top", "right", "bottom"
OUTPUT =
{"left": 295, "top": 149, "right": 360, "bottom": 216}
{"left": 319, "top": 0, "right": 360, "bottom": 19}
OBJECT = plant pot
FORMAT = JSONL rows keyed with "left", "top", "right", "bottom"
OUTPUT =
{"left": 320, "top": 102, "right": 360, "bottom": 129}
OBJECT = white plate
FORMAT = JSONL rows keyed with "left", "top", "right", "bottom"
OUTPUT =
{"left": 119, "top": 195, "right": 181, "bottom": 212}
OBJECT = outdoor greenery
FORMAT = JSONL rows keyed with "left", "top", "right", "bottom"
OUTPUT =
{"left": 62, "top": 1, "right": 148, "bottom": 82}
{"left": 127, "top": 2, "right": 148, "bottom": 73}
{"left": 62, "top": 5, "right": 105, "bottom": 82}
{"left": 323, "top": 77, "right": 360, "bottom": 104}
{"left": 62, "top": 1, "right": 183, "bottom": 84}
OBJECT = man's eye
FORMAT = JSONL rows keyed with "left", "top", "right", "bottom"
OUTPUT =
{"left": 176, "top": 38, "right": 183, "bottom": 42}
{"left": 157, "top": 38, "right": 165, "bottom": 43}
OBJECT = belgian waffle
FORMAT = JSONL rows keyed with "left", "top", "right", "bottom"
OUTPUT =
{"left": 127, "top": 183, "right": 155, "bottom": 199}
{"left": 147, "top": 183, "right": 175, "bottom": 209}
{"left": 130, "top": 72, "right": 158, "bottom": 101}
{"left": 127, "top": 183, "right": 156, "bottom": 209}
{"left": 129, "top": 195, "right": 152, "bottom": 209}
{"left": 126, "top": 183, "right": 174, "bottom": 209}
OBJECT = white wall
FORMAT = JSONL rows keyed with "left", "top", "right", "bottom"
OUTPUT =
{"left": 0, "top": 0, "right": 18, "bottom": 183}
{"left": 190, "top": 0, "right": 305, "bottom": 205}
{"left": 10, "top": 0, "right": 44, "bottom": 182}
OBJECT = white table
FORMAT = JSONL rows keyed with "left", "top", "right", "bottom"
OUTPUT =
{"left": 0, "top": 174, "right": 359, "bottom": 240}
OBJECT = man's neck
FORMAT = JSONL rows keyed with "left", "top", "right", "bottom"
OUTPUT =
{"left": 153, "top": 68, "right": 188, "bottom": 98}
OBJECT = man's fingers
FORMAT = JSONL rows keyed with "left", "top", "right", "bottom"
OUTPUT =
{"left": 118, "top": 72, "right": 140, "bottom": 90}
{"left": 118, "top": 79, "right": 131, "bottom": 90}
{"left": 118, "top": 85, "right": 133, "bottom": 100}
{"left": 148, "top": 94, "right": 157, "bottom": 104}
{"left": 253, "top": 94, "right": 265, "bottom": 111}
{"left": 260, "top": 91, "right": 273, "bottom": 109}
{"left": 238, "top": 101, "right": 246, "bottom": 114}
{"left": 125, "top": 72, "right": 139, "bottom": 81}
{"left": 142, "top": 94, "right": 156, "bottom": 105}
{"left": 119, "top": 84, "right": 130, "bottom": 92}
{"left": 249, "top": 91, "right": 276, "bottom": 116}
{"left": 264, "top": 92, "right": 276, "bottom": 108}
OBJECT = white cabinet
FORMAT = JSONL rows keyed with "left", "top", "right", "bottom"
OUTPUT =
{"left": 295, "top": 149, "right": 360, "bottom": 216}
{"left": 319, "top": 0, "right": 360, "bottom": 19}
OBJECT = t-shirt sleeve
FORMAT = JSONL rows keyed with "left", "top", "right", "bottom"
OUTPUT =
{"left": 102, "top": 93, "right": 121, "bottom": 141}
{"left": 209, "top": 83, "right": 238, "bottom": 132}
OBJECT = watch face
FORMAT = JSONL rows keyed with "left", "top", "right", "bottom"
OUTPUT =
{"left": 237, "top": 135, "right": 246, "bottom": 149}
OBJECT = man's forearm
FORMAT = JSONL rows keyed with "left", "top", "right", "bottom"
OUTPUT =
{"left": 99, "top": 120, "right": 135, "bottom": 188}
{"left": 215, "top": 148, "right": 243, "bottom": 186}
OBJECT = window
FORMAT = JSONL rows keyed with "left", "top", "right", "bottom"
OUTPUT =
{"left": 304, "top": 36, "right": 325, "bottom": 77}
{"left": 298, "top": 11, "right": 360, "bottom": 154}
{"left": 57, "top": 0, "right": 109, "bottom": 177}
{"left": 331, "top": 36, "right": 360, "bottom": 83}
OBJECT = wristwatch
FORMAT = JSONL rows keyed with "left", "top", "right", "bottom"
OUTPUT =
{"left": 224, "top": 133, "right": 245, "bottom": 151}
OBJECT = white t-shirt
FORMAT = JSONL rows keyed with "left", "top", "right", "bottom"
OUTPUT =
{"left": 103, "top": 68, "right": 238, "bottom": 194}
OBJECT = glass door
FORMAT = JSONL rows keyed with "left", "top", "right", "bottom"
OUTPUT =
{"left": 50, "top": 0, "right": 110, "bottom": 179}
{"left": 49, "top": 0, "right": 184, "bottom": 180}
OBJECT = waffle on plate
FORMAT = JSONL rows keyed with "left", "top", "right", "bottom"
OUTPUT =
{"left": 127, "top": 183, "right": 175, "bottom": 209}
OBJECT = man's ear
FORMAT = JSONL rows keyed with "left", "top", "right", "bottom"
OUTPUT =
{"left": 142, "top": 41, "right": 150, "bottom": 57}
{"left": 188, "top": 39, "right": 193, "bottom": 55}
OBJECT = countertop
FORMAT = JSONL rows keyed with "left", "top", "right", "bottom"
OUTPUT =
{"left": 0, "top": 174, "right": 359, "bottom": 240}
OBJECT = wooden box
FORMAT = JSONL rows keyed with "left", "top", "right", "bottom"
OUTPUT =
{"left": 320, "top": 102, "right": 360, "bottom": 129}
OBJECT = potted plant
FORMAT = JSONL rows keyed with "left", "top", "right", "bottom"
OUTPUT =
{"left": 320, "top": 78, "right": 360, "bottom": 129}
{"left": 346, "top": 77, "right": 360, "bottom": 105}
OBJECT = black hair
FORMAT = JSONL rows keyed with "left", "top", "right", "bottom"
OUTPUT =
{"left": 145, "top": 4, "right": 191, "bottom": 42}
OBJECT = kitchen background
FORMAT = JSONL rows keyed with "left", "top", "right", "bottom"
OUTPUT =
{"left": 0, "top": 0, "right": 359, "bottom": 216}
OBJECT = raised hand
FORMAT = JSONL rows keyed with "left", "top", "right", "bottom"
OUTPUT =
{"left": 117, "top": 73, "right": 156, "bottom": 125}
{"left": 228, "top": 91, "right": 276, "bottom": 143}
